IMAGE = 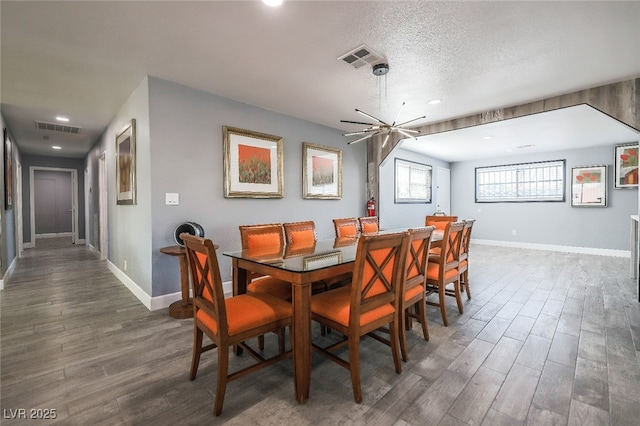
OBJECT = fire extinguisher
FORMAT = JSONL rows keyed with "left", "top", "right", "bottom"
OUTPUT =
{"left": 367, "top": 197, "right": 376, "bottom": 217}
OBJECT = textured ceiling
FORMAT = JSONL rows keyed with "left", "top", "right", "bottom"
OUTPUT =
{"left": 1, "top": 1, "right": 639, "bottom": 159}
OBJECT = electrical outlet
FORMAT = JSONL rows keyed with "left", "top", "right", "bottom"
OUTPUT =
{"left": 124, "top": 260, "right": 128, "bottom": 271}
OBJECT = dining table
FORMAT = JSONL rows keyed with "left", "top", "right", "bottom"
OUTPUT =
{"left": 223, "top": 228, "right": 443, "bottom": 404}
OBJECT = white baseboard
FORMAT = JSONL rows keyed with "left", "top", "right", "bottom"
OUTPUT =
{"left": 36, "top": 232, "right": 72, "bottom": 239}
{"left": 23, "top": 242, "right": 35, "bottom": 249}
{"left": 1, "top": 256, "right": 18, "bottom": 290}
{"left": 473, "top": 239, "right": 630, "bottom": 258}
{"left": 106, "top": 260, "right": 234, "bottom": 311}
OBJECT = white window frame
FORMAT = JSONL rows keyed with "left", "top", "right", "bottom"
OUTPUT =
{"left": 394, "top": 158, "right": 432, "bottom": 203}
{"left": 475, "top": 160, "right": 566, "bottom": 203}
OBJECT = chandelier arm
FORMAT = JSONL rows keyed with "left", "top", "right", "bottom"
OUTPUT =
{"left": 391, "top": 101, "right": 406, "bottom": 126}
{"left": 340, "top": 119, "right": 377, "bottom": 126}
{"left": 343, "top": 128, "right": 381, "bottom": 137}
{"left": 391, "top": 127, "right": 419, "bottom": 134}
{"left": 394, "top": 115, "right": 426, "bottom": 127}
{"left": 347, "top": 132, "right": 380, "bottom": 145}
{"left": 397, "top": 129, "right": 419, "bottom": 140}
{"left": 355, "top": 109, "right": 391, "bottom": 127}
{"left": 382, "top": 130, "right": 392, "bottom": 148}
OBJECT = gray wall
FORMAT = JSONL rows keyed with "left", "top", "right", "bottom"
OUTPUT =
{"left": 379, "top": 147, "right": 450, "bottom": 230}
{"left": 451, "top": 144, "right": 639, "bottom": 250}
{"left": 147, "top": 77, "right": 366, "bottom": 296}
{"left": 1, "top": 113, "right": 17, "bottom": 277}
{"left": 21, "top": 155, "right": 86, "bottom": 244}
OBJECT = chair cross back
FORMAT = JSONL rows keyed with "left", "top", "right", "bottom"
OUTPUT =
{"left": 405, "top": 226, "right": 435, "bottom": 290}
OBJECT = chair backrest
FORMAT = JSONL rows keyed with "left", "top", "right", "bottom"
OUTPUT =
{"left": 182, "top": 234, "right": 227, "bottom": 336}
{"left": 239, "top": 223, "right": 285, "bottom": 250}
{"left": 358, "top": 216, "right": 379, "bottom": 234}
{"left": 349, "top": 231, "right": 409, "bottom": 328}
{"left": 283, "top": 221, "right": 316, "bottom": 246}
{"left": 460, "top": 220, "right": 475, "bottom": 262}
{"left": 404, "top": 226, "right": 435, "bottom": 294}
{"left": 333, "top": 218, "right": 359, "bottom": 238}
{"left": 425, "top": 215, "right": 458, "bottom": 231}
{"left": 433, "top": 221, "right": 465, "bottom": 273}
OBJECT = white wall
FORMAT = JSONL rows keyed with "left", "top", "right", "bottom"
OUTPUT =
{"left": 451, "top": 144, "right": 638, "bottom": 251}
{"left": 379, "top": 147, "right": 450, "bottom": 230}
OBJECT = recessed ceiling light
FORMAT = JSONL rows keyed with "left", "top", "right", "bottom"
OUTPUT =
{"left": 428, "top": 99, "right": 441, "bottom": 105}
{"left": 482, "top": 135, "right": 493, "bottom": 140}
{"left": 506, "top": 149, "right": 513, "bottom": 153}
{"left": 262, "top": 0, "right": 283, "bottom": 6}
{"left": 52, "top": 146, "right": 62, "bottom": 150}
{"left": 56, "top": 116, "right": 69, "bottom": 122}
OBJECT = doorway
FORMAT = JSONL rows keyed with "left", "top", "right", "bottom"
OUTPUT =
{"left": 435, "top": 167, "right": 451, "bottom": 214}
{"left": 99, "top": 152, "right": 108, "bottom": 260}
{"left": 29, "top": 167, "right": 78, "bottom": 247}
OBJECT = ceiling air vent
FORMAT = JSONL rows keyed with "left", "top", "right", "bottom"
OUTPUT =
{"left": 35, "top": 121, "right": 81, "bottom": 134}
{"left": 338, "top": 44, "right": 384, "bottom": 69}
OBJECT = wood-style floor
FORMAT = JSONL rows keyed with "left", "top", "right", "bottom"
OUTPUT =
{"left": 1, "top": 237, "right": 640, "bottom": 425}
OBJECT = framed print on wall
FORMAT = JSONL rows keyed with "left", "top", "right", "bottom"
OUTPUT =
{"left": 223, "top": 126, "right": 284, "bottom": 198}
{"left": 614, "top": 142, "right": 638, "bottom": 188}
{"left": 571, "top": 165, "right": 607, "bottom": 207}
{"left": 116, "top": 119, "right": 137, "bottom": 205}
{"left": 3, "top": 128, "right": 13, "bottom": 210}
{"left": 302, "top": 142, "right": 342, "bottom": 199}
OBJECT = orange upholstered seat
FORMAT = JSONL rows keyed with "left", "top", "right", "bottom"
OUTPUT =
{"left": 181, "top": 234, "right": 292, "bottom": 416}
{"left": 425, "top": 215, "right": 458, "bottom": 231}
{"left": 425, "top": 221, "right": 465, "bottom": 326}
{"left": 358, "top": 216, "right": 379, "bottom": 234}
{"left": 333, "top": 217, "right": 359, "bottom": 238}
{"left": 310, "top": 231, "right": 409, "bottom": 403}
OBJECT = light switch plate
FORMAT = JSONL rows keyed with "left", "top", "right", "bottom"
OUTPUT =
{"left": 165, "top": 193, "right": 179, "bottom": 205}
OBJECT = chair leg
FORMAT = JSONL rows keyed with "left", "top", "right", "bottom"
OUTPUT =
{"left": 348, "top": 337, "right": 362, "bottom": 403}
{"left": 258, "top": 334, "right": 265, "bottom": 351}
{"left": 438, "top": 285, "right": 448, "bottom": 326}
{"left": 277, "top": 328, "right": 285, "bottom": 353}
{"left": 417, "top": 300, "right": 429, "bottom": 341}
{"left": 214, "top": 344, "right": 229, "bottom": 416}
{"left": 399, "top": 307, "right": 409, "bottom": 362}
{"left": 389, "top": 318, "right": 402, "bottom": 374}
{"left": 463, "top": 270, "right": 471, "bottom": 299}
{"left": 454, "top": 279, "right": 464, "bottom": 314}
{"left": 190, "top": 327, "right": 203, "bottom": 380}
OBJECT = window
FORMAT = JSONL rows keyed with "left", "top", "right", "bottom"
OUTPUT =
{"left": 395, "top": 158, "right": 432, "bottom": 203}
{"left": 475, "top": 160, "right": 565, "bottom": 202}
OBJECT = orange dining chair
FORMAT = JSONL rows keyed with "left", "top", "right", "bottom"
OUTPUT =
{"left": 310, "top": 231, "right": 409, "bottom": 403}
{"left": 358, "top": 216, "right": 379, "bottom": 234}
{"left": 425, "top": 215, "right": 458, "bottom": 231}
{"left": 425, "top": 221, "right": 465, "bottom": 326}
{"left": 458, "top": 220, "right": 475, "bottom": 300}
{"left": 333, "top": 217, "right": 359, "bottom": 238}
{"left": 239, "top": 223, "right": 292, "bottom": 301}
{"left": 181, "top": 234, "right": 292, "bottom": 416}
{"left": 399, "top": 226, "right": 435, "bottom": 361}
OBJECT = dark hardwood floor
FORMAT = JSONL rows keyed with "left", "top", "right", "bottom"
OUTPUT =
{"left": 1, "top": 238, "right": 640, "bottom": 425}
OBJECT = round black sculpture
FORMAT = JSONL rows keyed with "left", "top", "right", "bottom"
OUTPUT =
{"left": 174, "top": 222, "right": 204, "bottom": 247}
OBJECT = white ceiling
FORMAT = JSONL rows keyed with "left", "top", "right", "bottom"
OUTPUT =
{"left": 1, "top": 1, "right": 639, "bottom": 159}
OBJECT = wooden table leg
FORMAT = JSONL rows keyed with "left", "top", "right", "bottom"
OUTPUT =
{"left": 291, "top": 280, "right": 312, "bottom": 404}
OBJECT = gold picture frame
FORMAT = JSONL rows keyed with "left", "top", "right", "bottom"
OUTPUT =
{"left": 302, "top": 142, "right": 342, "bottom": 199}
{"left": 116, "top": 119, "right": 136, "bottom": 205}
{"left": 223, "top": 126, "right": 284, "bottom": 198}
{"left": 303, "top": 251, "right": 343, "bottom": 271}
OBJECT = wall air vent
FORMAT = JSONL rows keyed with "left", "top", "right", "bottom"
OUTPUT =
{"left": 338, "top": 44, "right": 384, "bottom": 69}
{"left": 35, "top": 121, "right": 81, "bottom": 134}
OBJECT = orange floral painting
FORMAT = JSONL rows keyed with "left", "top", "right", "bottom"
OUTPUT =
{"left": 238, "top": 144, "right": 271, "bottom": 184}
{"left": 312, "top": 155, "right": 334, "bottom": 186}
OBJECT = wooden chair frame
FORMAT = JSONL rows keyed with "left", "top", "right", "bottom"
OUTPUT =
{"left": 358, "top": 216, "right": 379, "bottom": 235}
{"left": 283, "top": 221, "right": 316, "bottom": 245}
{"left": 425, "top": 215, "right": 458, "bottom": 227}
{"left": 310, "top": 232, "right": 409, "bottom": 403}
{"left": 182, "top": 234, "right": 292, "bottom": 416}
{"left": 399, "top": 226, "right": 434, "bottom": 361}
{"left": 425, "top": 221, "right": 465, "bottom": 326}
{"left": 458, "top": 220, "right": 475, "bottom": 299}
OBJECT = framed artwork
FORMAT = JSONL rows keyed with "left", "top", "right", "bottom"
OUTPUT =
{"left": 223, "top": 126, "right": 284, "bottom": 198}
{"left": 116, "top": 119, "right": 137, "bottom": 205}
{"left": 3, "top": 128, "right": 13, "bottom": 210}
{"left": 571, "top": 165, "right": 607, "bottom": 207}
{"left": 614, "top": 142, "right": 638, "bottom": 189}
{"left": 302, "top": 142, "right": 342, "bottom": 199}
